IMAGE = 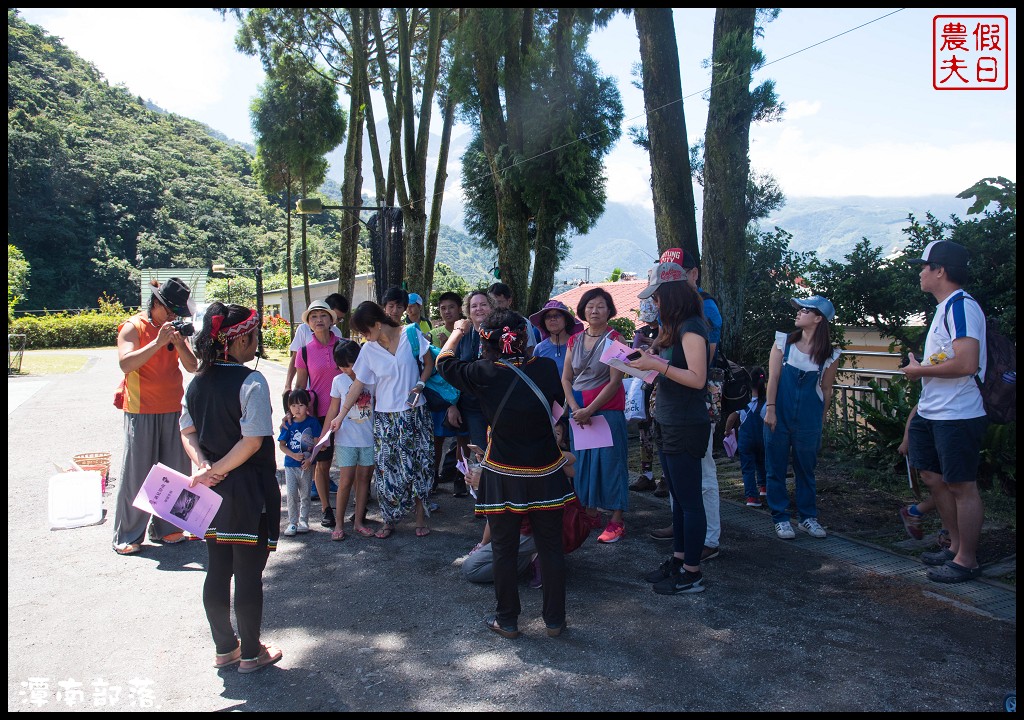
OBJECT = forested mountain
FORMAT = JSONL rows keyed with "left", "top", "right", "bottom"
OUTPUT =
{"left": 8, "top": 12, "right": 282, "bottom": 309}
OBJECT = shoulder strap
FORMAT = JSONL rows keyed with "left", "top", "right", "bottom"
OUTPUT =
{"left": 405, "top": 324, "right": 424, "bottom": 372}
{"left": 498, "top": 359, "right": 555, "bottom": 426}
{"left": 489, "top": 374, "right": 521, "bottom": 436}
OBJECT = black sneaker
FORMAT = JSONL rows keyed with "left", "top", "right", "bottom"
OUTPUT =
{"left": 653, "top": 568, "right": 706, "bottom": 595}
{"left": 921, "top": 547, "right": 955, "bottom": 566}
{"left": 644, "top": 558, "right": 676, "bottom": 583}
{"left": 321, "top": 506, "right": 336, "bottom": 528}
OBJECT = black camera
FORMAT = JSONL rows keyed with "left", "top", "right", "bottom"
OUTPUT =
{"left": 170, "top": 319, "right": 195, "bottom": 337}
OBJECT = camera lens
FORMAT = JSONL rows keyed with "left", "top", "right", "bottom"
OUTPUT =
{"left": 172, "top": 320, "right": 195, "bottom": 337}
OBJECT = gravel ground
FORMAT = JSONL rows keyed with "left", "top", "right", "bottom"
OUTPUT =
{"left": 7, "top": 348, "right": 1017, "bottom": 711}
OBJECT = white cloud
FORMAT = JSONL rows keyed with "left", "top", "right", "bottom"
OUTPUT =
{"left": 603, "top": 145, "right": 655, "bottom": 208}
{"left": 752, "top": 125, "right": 1017, "bottom": 197}
{"left": 783, "top": 99, "right": 822, "bottom": 120}
{"left": 20, "top": 8, "right": 264, "bottom": 143}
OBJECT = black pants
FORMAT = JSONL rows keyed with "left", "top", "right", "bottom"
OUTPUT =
{"left": 489, "top": 509, "right": 565, "bottom": 628}
{"left": 204, "top": 516, "right": 271, "bottom": 659}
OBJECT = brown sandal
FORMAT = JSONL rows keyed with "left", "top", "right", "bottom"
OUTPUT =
{"left": 238, "top": 644, "right": 283, "bottom": 674}
{"left": 213, "top": 644, "right": 241, "bottom": 668}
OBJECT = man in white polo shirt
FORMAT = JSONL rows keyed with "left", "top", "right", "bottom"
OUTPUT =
{"left": 903, "top": 240, "right": 988, "bottom": 584}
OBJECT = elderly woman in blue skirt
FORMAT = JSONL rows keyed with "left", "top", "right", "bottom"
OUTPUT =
{"left": 561, "top": 287, "right": 629, "bottom": 543}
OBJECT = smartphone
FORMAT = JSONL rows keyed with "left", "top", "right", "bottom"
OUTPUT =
{"left": 406, "top": 389, "right": 421, "bottom": 407}
{"left": 625, "top": 350, "right": 643, "bottom": 361}
{"left": 467, "top": 443, "right": 485, "bottom": 458}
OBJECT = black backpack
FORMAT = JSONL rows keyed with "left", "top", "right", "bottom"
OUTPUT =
{"left": 942, "top": 293, "right": 1016, "bottom": 424}
{"left": 698, "top": 291, "right": 752, "bottom": 416}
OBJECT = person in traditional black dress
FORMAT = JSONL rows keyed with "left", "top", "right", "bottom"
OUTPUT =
{"left": 180, "top": 302, "right": 283, "bottom": 673}
{"left": 437, "top": 308, "right": 575, "bottom": 639}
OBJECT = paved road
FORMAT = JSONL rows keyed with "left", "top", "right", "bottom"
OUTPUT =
{"left": 6, "top": 348, "right": 1017, "bottom": 712}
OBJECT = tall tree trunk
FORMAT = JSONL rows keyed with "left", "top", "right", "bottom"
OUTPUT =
{"left": 702, "top": 7, "right": 756, "bottom": 359}
{"left": 527, "top": 199, "right": 559, "bottom": 314}
{"left": 337, "top": 11, "right": 366, "bottom": 324}
{"left": 285, "top": 180, "right": 295, "bottom": 335}
{"left": 634, "top": 8, "right": 699, "bottom": 260}
{"left": 301, "top": 181, "right": 311, "bottom": 309}
{"left": 360, "top": 10, "right": 387, "bottom": 207}
{"left": 424, "top": 91, "right": 455, "bottom": 299}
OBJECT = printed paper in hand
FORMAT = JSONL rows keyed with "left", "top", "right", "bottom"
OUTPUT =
{"left": 551, "top": 401, "right": 564, "bottom": 424}
{"left": 569, "top": 415, "right": 614, "bottom": 450}
{"left": 132, "top": 462, "right": 222, "bottom": 537}
{"left": 599, "top": 337, "right": 659, "bottom": 384}
{"left": 309, "top": 432, "right": 332, "bottom": 460}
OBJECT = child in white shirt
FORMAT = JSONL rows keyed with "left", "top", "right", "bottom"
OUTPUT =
{"left": 319, "top": 340, "right": 376, "bottom": 540}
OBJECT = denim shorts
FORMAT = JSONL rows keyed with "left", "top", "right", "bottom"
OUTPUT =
{"left": 334, "top": 444, "right": 374, "bottom": 468}
{"left": 908, "top": 414, "right": 988, "bottom": 483}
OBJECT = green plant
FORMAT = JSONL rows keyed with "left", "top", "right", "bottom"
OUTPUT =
{"left": 828, "top": 377, "right": 920, "bottom": 468}
{"left": 261, "top": 314, "right": 292, "bottom": 351}
{"left": 608, "top": 316, "right": 635, "bottom": 342}
{"left": 979, "top": 422, "right": 1017, "bottom": 496}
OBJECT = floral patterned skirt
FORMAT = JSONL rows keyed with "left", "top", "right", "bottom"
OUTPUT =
{"left": 373, "top": 405, "right": 434, "bottom": 525}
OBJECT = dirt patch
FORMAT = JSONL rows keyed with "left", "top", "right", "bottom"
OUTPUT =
{"left": 712, "top": 449, "right": 1017, "bottom": 580}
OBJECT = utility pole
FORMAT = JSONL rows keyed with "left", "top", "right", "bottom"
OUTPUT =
{"left": 572, "top": 265, "right": 591, "bottom": 283}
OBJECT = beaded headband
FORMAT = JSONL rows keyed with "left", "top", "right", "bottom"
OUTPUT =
{"left": 208, "top": 309, "right": 259, "bottom": 358}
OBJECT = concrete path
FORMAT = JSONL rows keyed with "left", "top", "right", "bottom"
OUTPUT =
{"left": 6, "top": 348, "right": 1017, "bottom": 712}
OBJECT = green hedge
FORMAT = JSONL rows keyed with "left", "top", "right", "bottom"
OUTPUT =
{"left": 10, "top": 312, "right": 122, "bottom": 349}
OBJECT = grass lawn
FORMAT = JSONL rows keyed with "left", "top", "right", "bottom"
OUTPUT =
{"left": 12, "top": 351, "right": 90, "bottom": 376}
{"left": 262, "top": 347, "right": 290, "bottom": 365}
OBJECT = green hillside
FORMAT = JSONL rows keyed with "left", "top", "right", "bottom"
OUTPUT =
{"left": 7, "top": 10, "right": 491, "bottom": 311}
{"left": 8, "top": 11, "right": 284, "bottom": 309}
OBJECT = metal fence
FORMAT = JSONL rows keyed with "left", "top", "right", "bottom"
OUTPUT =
{"left": 828, "top": 349, "right": 907, "bottom": 439}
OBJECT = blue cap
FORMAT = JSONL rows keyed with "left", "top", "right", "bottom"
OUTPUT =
{"left": 790, "top": 296, "right": 835, "bottom": 322}
{"left": 407, "top": 293, "right": 424, "bottom": 306}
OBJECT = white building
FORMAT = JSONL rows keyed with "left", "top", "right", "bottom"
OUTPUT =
{"left": 263, "top": 274, "right": 376, "bottom": 324}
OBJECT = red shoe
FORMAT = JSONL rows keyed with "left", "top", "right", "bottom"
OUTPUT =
{"left": 597, "top": 521, "right": 625, "bottom": 544}
{"left": 745, "top": 496, "right": 762, "bottom": 507}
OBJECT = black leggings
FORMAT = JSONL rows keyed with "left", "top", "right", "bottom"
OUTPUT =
{"left": 203, "top": 515, "right": 271, "bottom": 659}
{"left": 490, "top": 509, "right": 565, "bottom": 628}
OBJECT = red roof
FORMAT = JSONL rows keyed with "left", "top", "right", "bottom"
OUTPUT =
{"left": 550, "top": 281, "right": 648, "bottom": 327}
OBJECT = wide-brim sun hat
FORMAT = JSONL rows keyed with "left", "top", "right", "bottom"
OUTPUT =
{"left": 302, "top": 299, "right": 339, "bottom": 326}
{"left": 790, "top": 296, "right": 836, "bottom": 322}
{"left": 529, "top": 300, "right": 584, "bottom": 339}
{"left": 152, "top": 277, "right": 196, "bottom": 317}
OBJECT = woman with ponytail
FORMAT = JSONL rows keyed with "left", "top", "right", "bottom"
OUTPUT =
{"left": 179, "top": 303, "right": 283, "bottom": 674}
{"left": 437, "top": 308, "right": 574, "bottom": 639}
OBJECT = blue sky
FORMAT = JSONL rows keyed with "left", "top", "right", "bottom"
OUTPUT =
{"left": 17, "top": 7, "right": 1017, "bottom": 205}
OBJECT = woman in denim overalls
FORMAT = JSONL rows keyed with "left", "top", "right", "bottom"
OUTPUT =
{"left": 763, "top": 297, "right": 841, "bottom": 540}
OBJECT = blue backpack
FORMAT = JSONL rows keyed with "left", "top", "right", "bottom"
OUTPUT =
{"left": 405, "top": 325, "right": 460, "bottom": 411}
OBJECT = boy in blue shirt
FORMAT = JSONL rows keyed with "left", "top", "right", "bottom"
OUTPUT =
{"left": 278, "top": 389, "right": 322, "bottom": 536}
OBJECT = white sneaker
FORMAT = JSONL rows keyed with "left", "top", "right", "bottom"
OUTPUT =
{"left": 284, "top": 524, "right": 298, "bottom": 537}
{"left": 296, "top": 520, "right": 310, "bottom": 534}
{"left": 798, "top": 518, "right": 827, "bottom": 538}
{"left": 774, "top": 521, "right": 795, "bottom": 539}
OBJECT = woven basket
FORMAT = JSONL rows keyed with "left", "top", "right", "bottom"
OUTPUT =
{"left": 73, "top": 452, "right": 111, "bottom": 483}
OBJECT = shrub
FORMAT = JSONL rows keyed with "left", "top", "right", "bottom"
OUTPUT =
{"left": 262, "top": 314, "right": 292, "bottom": 351}
{"left": 608, "top": 316, "right": 635, "bottom": 342}
{"left": 12, "top": 311, "right": 122, "bottom": 349}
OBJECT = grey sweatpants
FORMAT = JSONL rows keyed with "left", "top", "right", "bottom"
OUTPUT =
{"left": 112, "top": 411, "right": 191, "bottom": 547}
{"left": 462, "top": 534, "right": 537, "bottom": 584}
